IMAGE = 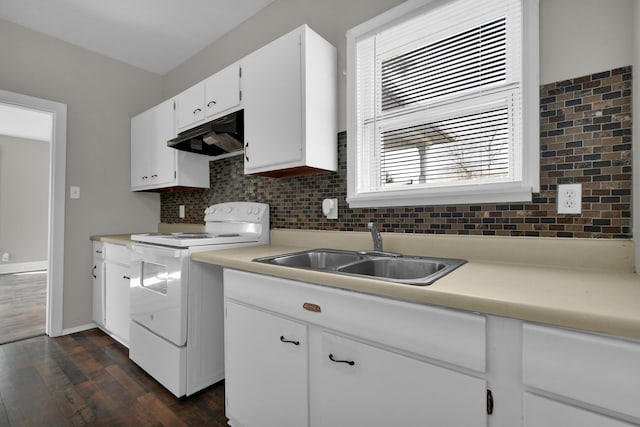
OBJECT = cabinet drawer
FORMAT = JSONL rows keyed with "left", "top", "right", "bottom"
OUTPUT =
{"left": 92, "top": 241, "right": 105, "bottom": 260}
{"left": 523, "top": 323, "right": 640, "bottom": 419}
{"left": 224, "top": 269, "right": 486, "bottom": 372}
{"left": 104, "top": 243, "right": 131, "bottom": 265}
{"left": 130, "top": 321, "right": 185, "bottom": 397}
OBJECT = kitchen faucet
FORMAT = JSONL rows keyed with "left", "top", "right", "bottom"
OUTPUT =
{"left": 368, "top": 222, "right": 383, "bottom": 252}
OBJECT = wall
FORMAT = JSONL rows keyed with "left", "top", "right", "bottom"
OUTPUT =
{"left": 0, "top": 19, "right": 163, "bottom": 329}
{"left": 0, "top": 135, "right": 49, "bottom": 263}
{"left": 540, "top": 0, "right": 633, "bottom": 85}
{"left": 160, "top": 0, "right": 634, "bottom": 240}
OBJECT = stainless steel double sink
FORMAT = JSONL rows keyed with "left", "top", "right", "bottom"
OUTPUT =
{"left": 254, "top": 248, "right": 466, "bottom": 286}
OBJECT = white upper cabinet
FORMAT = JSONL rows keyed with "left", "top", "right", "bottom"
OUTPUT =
{"left": 175, "top": 82, "right": 206, "bottom": 131}
{"left": 204, "top": 63, "right": 241, "bottom": 118}
{"left": 131, "top": 99, "right": 209, "bottom": 191}
{"left": 242, "top": 25, "right": 337, "bottom": 177}
{"left": 175, "top": 62, "right": 242, "bottom": 132}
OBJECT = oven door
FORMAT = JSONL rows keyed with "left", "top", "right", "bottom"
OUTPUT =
{"left": 130, "top": 243, "right": 190, "bottom": 346}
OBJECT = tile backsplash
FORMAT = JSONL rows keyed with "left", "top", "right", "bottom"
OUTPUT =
{"left": 161, "top": 66, "right": 632, "bottom": 239}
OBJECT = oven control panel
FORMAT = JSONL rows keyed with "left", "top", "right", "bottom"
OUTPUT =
{"left": 204, "top": 202, "right": 268, "bottom": 224}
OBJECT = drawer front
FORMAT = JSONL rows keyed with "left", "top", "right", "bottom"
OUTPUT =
{"left": 523, "top": 323, "right": 640, "bottom": 419}
{"left": 129, "top": 321, "right": 186, "bottom": 397}
{"left": 224, "top": 269, "right": 486, "bottom": 372}
{"left": 92, "top": 241, "right": 105, "bottom": 260}
{"left": 104, "top": 243, "right": 131, "bottom": 265}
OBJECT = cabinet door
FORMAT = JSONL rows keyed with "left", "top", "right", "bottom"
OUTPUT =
{"left": 149, "top": 99, "right": 177, "bottom": 187}
{"left": 524, "top": 393, "right": 636, "bottom": 427}
{"left": 105, "top": 262, "right": 131, "bottom": 344}
{"left": 92, "top": 259, "right": 105, "bottom": 326}
{"left": 130, "top": 99, "right": 177, "bottom": 190}
{"left": 204, "top": 63, "right": 241, "bottom": 118}
{"left": 175, "top": 82, "right": 205, "bottom": 131}
{"left": 313, "top": 332, "right": 487, "bottom": 427}
{"left": 225, "top": 301, "right": 308, "bottom": 427}
{"left": 130, "top": 107, "right": 153, "bottom": 189}
{"left": 91, "top": 242, "right": 105, "bottom": 326}
{"left": 242, "top": 28, "right": 303, "bottom": 172}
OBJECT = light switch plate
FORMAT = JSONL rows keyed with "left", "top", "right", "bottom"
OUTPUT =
{"left": 70, "top": 186, "right": 80, "bottom": 199}
{"left": 557, "top": 183, "right": 581, "bottom": 214}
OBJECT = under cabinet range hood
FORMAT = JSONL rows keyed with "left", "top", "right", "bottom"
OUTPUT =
{"left": 168, "top": 110, "right": 244, "bottom": 156}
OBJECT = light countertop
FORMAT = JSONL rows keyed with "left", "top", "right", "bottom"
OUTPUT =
{"left": 192, "top": 230, "right": 640, "bottom": 340}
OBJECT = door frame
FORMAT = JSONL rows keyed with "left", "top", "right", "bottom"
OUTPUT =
{"left": 0, "top": 89, "right": 67, "bottom": 337}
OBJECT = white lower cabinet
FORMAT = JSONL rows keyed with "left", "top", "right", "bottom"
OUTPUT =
{"left": 91, "top": 241, "right": 105, "bottom": 326}
{"left": 103, "top": 243, "right": 131, "bottom": 345}
{"left": 314, "top": 331, "right": 487, "bottom": 427}
{"left": 522, "top": 323, "right": 640, "bottom": 426}
{"left": 224, "top": 269, "right": 488, "bottom": 427}
{"left": 225, "top": 301, "right": 308, "bottom": 427}
{"left": 524, "top": 393, "right": 638, "bottom": 427}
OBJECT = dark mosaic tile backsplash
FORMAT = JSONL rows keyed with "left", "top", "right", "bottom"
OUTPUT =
{"left": 161, "top": 66, "right": 632, "bottom": 239}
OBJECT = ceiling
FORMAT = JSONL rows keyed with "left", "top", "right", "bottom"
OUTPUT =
{"left": 0, "top": 0, "right": 275, "bottom": 75}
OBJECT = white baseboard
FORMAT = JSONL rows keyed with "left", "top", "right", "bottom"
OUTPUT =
{"left": 61, "top": 323, "right": 97, "bottom": 336}
{"left": 0, "top": 260, "right": 48, "bottom": 274}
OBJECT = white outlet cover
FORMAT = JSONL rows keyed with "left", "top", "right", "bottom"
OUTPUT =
{"left": 557, "top": 183, "right": 582, "bottom": 214}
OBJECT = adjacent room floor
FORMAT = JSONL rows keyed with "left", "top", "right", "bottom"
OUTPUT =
{"left": 0, "top": 329, "right": 228, "bottom": 426}
{"left": 0, "top": 271, "right": 47, "bottom": 344}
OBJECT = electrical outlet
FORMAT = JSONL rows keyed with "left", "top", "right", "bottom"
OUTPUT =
{"left": 557, "top": 183, "right": 582, "bottom": 214}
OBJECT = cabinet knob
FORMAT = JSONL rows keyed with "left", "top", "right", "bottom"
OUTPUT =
{"left": 207, "top": 100, "right": 217, "bottom": 107}
{"left": 329, "top": 353, "right": 355, "bottom": 366}
{"left": 193, "top": 108, "right": 202, "bottom": 115}
{"left": 280, "top": 336, "right": 300, "bottom": 346}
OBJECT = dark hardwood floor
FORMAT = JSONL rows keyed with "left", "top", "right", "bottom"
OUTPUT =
{"left": 0, "top": 271, "right": 47, "bottom": 344}
{"left": 0, "top": 329, "right": 228, "bottom": 426}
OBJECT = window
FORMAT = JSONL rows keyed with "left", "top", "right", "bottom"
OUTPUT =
{"left": 346, "top": 0, "right": 539, "bottom": 207}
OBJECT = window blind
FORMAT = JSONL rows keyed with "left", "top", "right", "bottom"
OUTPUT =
{"left": 354, "top": 0, "right": 523, "bottom": 194}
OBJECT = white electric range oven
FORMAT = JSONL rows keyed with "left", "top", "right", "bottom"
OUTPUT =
{"left": 129, "top": 202, "right": 269, "bottom": 397}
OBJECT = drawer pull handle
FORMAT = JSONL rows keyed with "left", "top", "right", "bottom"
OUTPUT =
{"left": 329, "top": 353, "right": 355, "bottom": 366}
{"left": 193, "top": 108, "right": 202, "bottom": 115}
{"left": 303, "top": 302, "right": 321, "bottom": 313}
{"left": 123, "top": 275, "right": 131, "bottom": 280}
{"left": 280, "top": 336, "right": 299, "bottom": 346}
{"left": 207, "top": 100, "right": 217, "bottom": 107}
{"left": 92, "top": 265, "right": 97, "bottom": 279}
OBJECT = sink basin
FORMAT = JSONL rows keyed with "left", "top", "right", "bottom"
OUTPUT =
{"left": 261, "top": 249, "right": 363, "bottom": 269}
{"left": 336, "top": 257, "right": 451, "bottom": 285}
{"left": 254, "top": 249, "right": 466, "bottom": 286}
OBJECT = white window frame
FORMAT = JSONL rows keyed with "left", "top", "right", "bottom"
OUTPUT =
{"left": 346, "top": 0, "right": 539, "bottom": 208}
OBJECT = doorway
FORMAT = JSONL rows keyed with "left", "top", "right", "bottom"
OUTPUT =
{"left": 0, "top": 89, "right": 67, "bottom": 340}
